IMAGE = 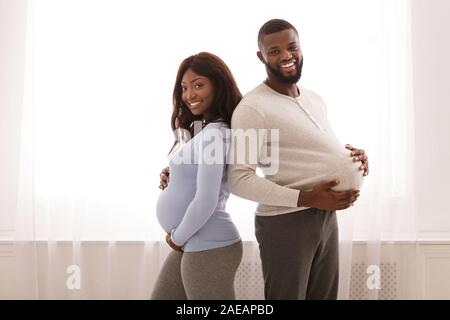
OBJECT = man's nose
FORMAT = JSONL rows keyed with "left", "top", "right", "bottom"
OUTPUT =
{"left": 280, "top": 50, "right": 293, "bottom": 61}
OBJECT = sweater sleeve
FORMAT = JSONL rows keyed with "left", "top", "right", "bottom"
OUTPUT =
{"left": 228, "top": 104, "right": 300, "bottom": 207}
{"left": 171, "top": 126, "right": 228, "bottom": 246}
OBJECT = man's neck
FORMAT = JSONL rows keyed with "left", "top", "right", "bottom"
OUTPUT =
{"left": 264, "top": 77, "right": 299, "bottom": 98}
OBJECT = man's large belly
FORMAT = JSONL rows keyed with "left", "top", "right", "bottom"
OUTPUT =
{"left": 274, "top": 144, "right": 364, "bottom": 192}
{"left": 328, "top": 150, "right": 364, "bottom": 191}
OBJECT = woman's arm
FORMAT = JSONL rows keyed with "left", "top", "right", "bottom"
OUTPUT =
{"left": 170, "top": 126, "right": 228, "bottom": 247}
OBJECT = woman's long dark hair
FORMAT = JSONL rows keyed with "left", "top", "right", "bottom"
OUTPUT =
{"left": 171, "top": 52, "right": 242, "bottom": 138}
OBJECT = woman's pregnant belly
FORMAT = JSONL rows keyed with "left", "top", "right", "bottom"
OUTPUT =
{"left": 156, "top": 184, "right": 195, "bottom": 233}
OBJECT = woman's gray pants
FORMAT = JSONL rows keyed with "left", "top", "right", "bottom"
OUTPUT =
{"left": 151, "top": 241, "right": 243, "bottom": 300}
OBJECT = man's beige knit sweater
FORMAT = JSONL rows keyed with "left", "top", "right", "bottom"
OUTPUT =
{"left": 228, "top": 83, "right": 364, "bottom": 216}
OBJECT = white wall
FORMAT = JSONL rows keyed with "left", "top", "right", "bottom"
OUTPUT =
{"left": 412, "top": 0, "right": 450, "bottom": 237}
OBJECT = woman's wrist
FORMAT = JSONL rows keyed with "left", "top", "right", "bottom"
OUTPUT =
{"left": 166, "top": 233, "right": 183, "bottom": 252}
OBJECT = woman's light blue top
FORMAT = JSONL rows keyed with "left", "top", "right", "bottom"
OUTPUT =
{"left": 156, "top": 122, "right": 241, "bottom": 252}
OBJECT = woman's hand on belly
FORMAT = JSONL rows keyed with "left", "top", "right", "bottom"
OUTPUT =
{"left": 166, "top": 232, "right": 183, "bottom": 252}
{"left": 159, "top": 166, "right": 170, "bottom": 190}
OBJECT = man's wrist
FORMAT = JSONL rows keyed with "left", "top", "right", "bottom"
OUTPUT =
{"left": 298, "top": 191, "right": 313, "bottom": 207}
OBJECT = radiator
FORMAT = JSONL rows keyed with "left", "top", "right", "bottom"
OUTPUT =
{"left": 234, "top": 260, "right": 398, "bottom": 300}
{"left": 350, "top": 262, "right": 397, "bottom": 300}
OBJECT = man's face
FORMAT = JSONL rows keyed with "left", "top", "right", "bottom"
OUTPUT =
{"left": 258, "top": 29, "right": 303, "bottom": 84}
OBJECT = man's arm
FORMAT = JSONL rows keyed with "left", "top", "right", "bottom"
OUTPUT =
{"left": 228, "top": 105, "right": 301, "bottom": 208}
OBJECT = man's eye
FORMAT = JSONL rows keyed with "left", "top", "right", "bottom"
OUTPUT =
{"left": 269, "top": 50, "right": 280, "bottom": 55}
{"left": 289, "top": 46, "right": 298, "bottom": 51}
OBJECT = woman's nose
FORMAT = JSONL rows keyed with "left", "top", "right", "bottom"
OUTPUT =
{"left": 187, "top": 89, "right": 197, "bottom": 100}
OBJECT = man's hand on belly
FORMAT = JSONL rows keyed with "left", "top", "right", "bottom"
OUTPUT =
{"left": 346, "top": 144, "right": 369, "bottom": 177}
{"left": 297, "top": 179, "right": 360, "bottom": 211}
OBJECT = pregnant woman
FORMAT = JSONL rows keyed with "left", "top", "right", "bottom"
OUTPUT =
{"left": 151, "top": 52, "right": 243, "bottom": 300}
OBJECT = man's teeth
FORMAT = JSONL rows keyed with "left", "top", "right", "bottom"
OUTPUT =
{"left": 280, "top": 61, "right": 295, "bottom": 68}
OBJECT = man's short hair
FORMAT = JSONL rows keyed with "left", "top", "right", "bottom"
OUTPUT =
{"left": 258, "top": 19, "right": 298, "bottom": 50}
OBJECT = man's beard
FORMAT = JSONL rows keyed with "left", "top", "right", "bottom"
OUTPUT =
{"left": 265, "top": 57, "right": 303, "bottom": 84}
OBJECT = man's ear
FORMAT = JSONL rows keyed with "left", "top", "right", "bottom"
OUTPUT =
{"left": 257, "top": 51, "right": 265, "bottom": 64}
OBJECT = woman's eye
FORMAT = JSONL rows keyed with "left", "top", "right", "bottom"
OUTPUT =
{"left": 181, "top": 87, "right": 186, "bottom": 91}
{"left": 195, "top": 83, "right": 203, "bottom": 89}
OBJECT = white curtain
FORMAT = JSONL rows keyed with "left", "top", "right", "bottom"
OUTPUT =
{"left": 1, "top": 0, "right": 415, "bottom": 299}
{"left": 332, "top": 0, "right": 418, "bottom": 299}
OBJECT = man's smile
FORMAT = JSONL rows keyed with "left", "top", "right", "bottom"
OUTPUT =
{"left": 279, "top": 60, "right": 296, "bottom": 72}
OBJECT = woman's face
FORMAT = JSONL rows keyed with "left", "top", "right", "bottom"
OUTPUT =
{"left": 181, "top": 68, "right": 215, "bottom": 117}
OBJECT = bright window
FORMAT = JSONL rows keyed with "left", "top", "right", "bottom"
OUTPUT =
{"left": 27, "top": 0, "right": 411, "bottom": 240}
